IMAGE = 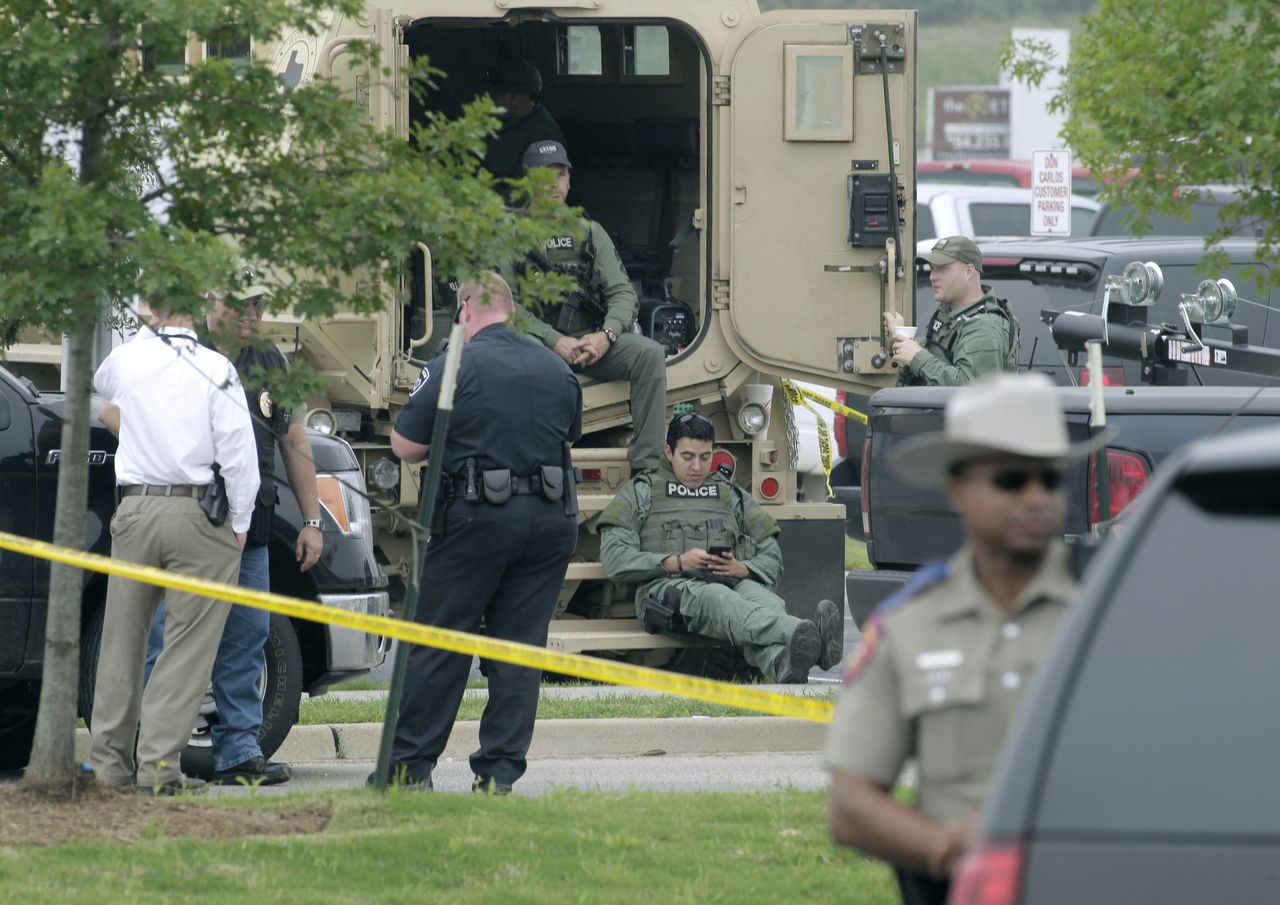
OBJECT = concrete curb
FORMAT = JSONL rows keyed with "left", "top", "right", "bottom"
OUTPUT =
{"left": 77, "top": 717, "right": 827, "bottom": 764}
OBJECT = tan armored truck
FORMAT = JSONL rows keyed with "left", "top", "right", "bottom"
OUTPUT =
{"left": 13, "top": 1, "right": 919, "bottom": 674}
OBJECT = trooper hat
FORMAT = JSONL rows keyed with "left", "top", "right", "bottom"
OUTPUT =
{"left": 487, "top": 58, "right": 542, "bottom": 97}
{"left": 522, "top": 140, "right": 572, "bottom": 171}
{"left": 916, "top": 235, "right": 983, "bottom": 274}
{"left": 890, "top": 372, "right": 1113, "bottom": 487}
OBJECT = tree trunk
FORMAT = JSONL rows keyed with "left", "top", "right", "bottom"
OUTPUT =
{"left": 21, "top": 318, "right": 97, "bottom": 792}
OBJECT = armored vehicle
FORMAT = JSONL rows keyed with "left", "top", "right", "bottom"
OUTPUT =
{"left": 10, "top": 2, "right": 921, "bottom": 672}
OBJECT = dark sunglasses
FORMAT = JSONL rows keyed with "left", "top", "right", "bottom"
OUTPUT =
{"left": 674, "top": 411, "right": 712, "bottom": 427}
{"left": 988, "top": 467, "right": 1064, "bottom": 493}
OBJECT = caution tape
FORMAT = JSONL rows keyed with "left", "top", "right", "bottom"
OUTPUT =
{"left": 0, "top": 530, "right": 834, "bottom": 724}
{"left": 780, "top": 379, "right": 868, "bottom": 499}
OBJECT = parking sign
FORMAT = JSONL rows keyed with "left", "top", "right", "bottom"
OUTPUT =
{"left": 1031, "top": 149, "right": 1073, "bottom": 236}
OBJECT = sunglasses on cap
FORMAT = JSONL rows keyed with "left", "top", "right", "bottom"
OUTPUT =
{"left": 674, "top": 411, "right": 713, "bottom": 427}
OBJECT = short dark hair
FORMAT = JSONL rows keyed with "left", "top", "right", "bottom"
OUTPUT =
{"left": 666, "top": 411, "right": 715, "bottom": 449}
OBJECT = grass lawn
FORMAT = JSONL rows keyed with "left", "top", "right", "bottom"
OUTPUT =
{"left": 845, "top": 536, "right": 871, "bottom": 571}
{"left": 0, "top": 788, "right": 898, "bottom": 905}
{"left": 299, "top": 689, "right": 839, "bottom": 725}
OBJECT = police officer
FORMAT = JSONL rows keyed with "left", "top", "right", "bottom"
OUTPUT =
{"left": 885, "top": 236, "right": 1019, "bottom": 386}
{"left": 826, "top": 374, "right": 1093, "bottom": 905}
{"left": 385, "top": 273, "right": 581, "bottom": 794}
{"left": 482, "top": 58, "right": 565, "bottom": 181}
{"left": 597, "top": 411, "right": 841, "bottom": 683}
{"left": 516, "top": 139, "right": 667, "bottom": 473}
{"left": 89, "top": 299, "right": 259, "bottom": 795}
{"left": 143, "top": 276, "right": 323, "bottom": 786}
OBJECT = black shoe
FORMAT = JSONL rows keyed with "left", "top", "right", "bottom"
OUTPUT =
{"left": 814, "top": 599, "right": 843, "bottom": 671}
{"left": 211, "top": 756, "right": 292, "bottom": 786}
{"left": 137, "top": 777, "right": 208, "bottom": 797}
{"left": 775, "top": 620, "right": 821, "bottom": 684}
{"left": 368, "top": 766, "right": 433, "bottom": 791}
{"left": 472, "top": 774, "right": 513, "bottom": 796}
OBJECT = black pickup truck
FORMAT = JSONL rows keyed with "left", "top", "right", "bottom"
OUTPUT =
{"left": 846, "top": 236, "right": 1280, "bottom": 624}
{"left": 0, "top": 365, "right": 390, "bottom": 771}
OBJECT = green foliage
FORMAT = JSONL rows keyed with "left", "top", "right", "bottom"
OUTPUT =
{"left": 0, "top": 789, "right": 899, "bottom": 904}
{"left": 1003, "top": 0, "right": 1280, "bottom": 278}
{"left": 0, "top": 0, "right": 576, "bottom": 385}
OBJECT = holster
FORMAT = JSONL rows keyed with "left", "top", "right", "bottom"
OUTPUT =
{"left": 639, "top": 584, "right": 688, "bottom": 636}
{"left": 429, "top": 474, "right": 455, "bottom": 537}
{"left": 199, "top": 467, "right": 230, "bottom": 527}
{"left": 561, "top": 442, "right": 579, "bottom": 517}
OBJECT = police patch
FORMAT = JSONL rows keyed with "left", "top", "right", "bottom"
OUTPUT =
{"left": 666, "top": 482, "right": 720, "bottom": 499}
{"left": 258, "top": 389, "right": 273, "bottom": 418}
{"left": 410, "top": 365, "right": 430, "bottom": 397}
{"left": 546, "top": 235, "right": 576, "bottom": 250}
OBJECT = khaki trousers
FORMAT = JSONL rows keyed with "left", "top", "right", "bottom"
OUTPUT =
{"left": 89, "top": 495, "right": 240, "bottom": 787}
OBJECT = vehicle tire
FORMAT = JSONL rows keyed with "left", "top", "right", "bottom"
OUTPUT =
{"left": 0, "top": 682, "right": 39, "bottom": 771}
{"left": 76, "top": 606, "right": 304, "bottom": 778}
{"left": 181, "top": 613, "right": 303, "bottom": 778}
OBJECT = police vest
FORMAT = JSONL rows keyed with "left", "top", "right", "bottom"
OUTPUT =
{"left": 636, "top": 472, "right": 749, "bottom": 558}
{"left": 527, "top": 225, "right": 607, "bottom": 334}
{"left": 908, "top": 291, "right": 1021, "bottom": 385}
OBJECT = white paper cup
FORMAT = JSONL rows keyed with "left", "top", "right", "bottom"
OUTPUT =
{"left": 892, "top": 325, "right": 918, "bottom": 340}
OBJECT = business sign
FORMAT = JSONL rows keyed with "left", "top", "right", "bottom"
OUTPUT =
{"left": 928, "top": 87, "right": 1010, "bottom": 160}
{"left": 1031, "top": 149, "right": 1073, "bottom": 236}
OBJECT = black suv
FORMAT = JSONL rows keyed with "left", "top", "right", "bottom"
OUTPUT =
{"left": 951, "top": 424, "right": 1280, "bottom": 904}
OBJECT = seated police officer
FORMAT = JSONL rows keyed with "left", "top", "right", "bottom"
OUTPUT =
{"left": 514, "top": 139, "right": 667, "bottom": 474}
{"left": 597, "top": 411, "right": 841, "bottom": 683}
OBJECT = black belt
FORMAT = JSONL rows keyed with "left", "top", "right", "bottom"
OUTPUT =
{"left": 120, "top": 483, "right": 209, "bottom": 499}
{"left": 450, "top": 474, "right": 544, "bottom": 497}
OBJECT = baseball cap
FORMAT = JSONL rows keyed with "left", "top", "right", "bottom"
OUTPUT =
{"left": 522, "top": 140, "right": 572, "bottom": 172}
{"left": 916, "top": 236, "right": 983, "bottom": 274}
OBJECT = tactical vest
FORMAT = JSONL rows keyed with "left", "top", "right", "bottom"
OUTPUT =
{"left": 232, "top": 343, "right": 293, "bottom": 544}
{"left": 636, "top": 472, "right": 756, "bottom": 560}
{"left": 907, "top": 290, "right": 1021, "bottom": 386}
{"left": 527, "top": 225, "right": 607, "bottom": 335}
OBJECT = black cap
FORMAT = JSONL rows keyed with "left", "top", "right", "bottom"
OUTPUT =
{"left": 486, "top": 58, "right": 542, "bottom": 97}
{"left": 522, "top": 140, "right": 572, "bottom": 171}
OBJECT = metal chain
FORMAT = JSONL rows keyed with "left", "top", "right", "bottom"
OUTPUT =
{"left": 781, "top": 384, "right": 800, "bottom": 470}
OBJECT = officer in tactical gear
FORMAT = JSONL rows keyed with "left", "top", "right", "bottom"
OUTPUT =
{"left": 385, "top": 273, "right": 581, "bottom": 795}
{"left": 482, "top": 58, "right": 565, "bottom": 181}
{"left": 597, "top": 411, "right": 841, "bottom": 683}
{"left": 516, "top": 139, "right": 667, "bottom": 473}
{"left": 886, "top": 236, "right": 1020, "bottom": 386}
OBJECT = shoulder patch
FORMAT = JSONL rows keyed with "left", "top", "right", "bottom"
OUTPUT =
{"left": 842, "top": 561, "right": 951, "bottom": 683}
{"left": 410, "top": 365, "right": 430, "bottom": 397}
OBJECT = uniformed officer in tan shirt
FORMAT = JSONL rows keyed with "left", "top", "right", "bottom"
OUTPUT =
{"left": 825, "top": 373, "right": 1106, "bottom": 905}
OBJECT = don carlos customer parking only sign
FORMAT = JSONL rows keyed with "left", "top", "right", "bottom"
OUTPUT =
{"left": 1031, "top": 149, "right": 1073, "bottom": 236}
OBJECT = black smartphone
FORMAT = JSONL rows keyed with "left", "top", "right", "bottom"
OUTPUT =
{"left": 708, "top": 544, "right": 732, "bottom": 557}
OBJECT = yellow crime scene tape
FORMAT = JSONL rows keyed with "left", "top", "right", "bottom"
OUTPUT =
{"left": 0, "top": 530, "right": 835, "bottom": 724}
{"left": 780, "top": 379, "right": 868, "bottom": 499}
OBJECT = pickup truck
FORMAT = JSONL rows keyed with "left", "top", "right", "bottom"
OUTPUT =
{"left": 0, "top": 365, "right": 390, "bottom": 772}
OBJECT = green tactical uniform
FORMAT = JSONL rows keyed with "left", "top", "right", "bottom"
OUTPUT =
{"left": 515, "top": 218, "right": 667, "bottom": 472}
{"left": 899, "top": 287, "right": 1020, "bottom": 387}
{"left": 598, "top": 461, "right": 808, "bottom": 680}
{"left": 825, "top": 543, "right": 1074, "bottom": 822}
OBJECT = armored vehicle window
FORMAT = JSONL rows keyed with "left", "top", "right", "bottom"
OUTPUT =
{"left": 625, "top": 27, "right": 670, "bottom": 77}
{"left": 558, "top": 26, "right": 603, "bottom": 76}
{"left": 785, "top": 46, "right": 853, "bottom": 141}
{"left": 1034, "top": 473, "right": 1280, "bottom": 835}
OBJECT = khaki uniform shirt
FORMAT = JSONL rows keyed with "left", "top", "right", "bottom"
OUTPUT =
{"left": 825, "top": 543, "right": 1074, "bottom": 821}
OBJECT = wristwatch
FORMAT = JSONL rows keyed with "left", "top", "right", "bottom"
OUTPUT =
{"left": 602, "top": 327, "right": 618, "bottom": 344}
{"left": 302, "top": 519, "right": 323, "bottom": 530}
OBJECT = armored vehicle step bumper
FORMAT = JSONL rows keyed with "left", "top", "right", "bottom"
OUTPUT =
{"left": 546, "top": 618, "right": 714, "bottom": 653}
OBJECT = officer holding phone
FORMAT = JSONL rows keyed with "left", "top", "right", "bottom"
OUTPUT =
{"left": 598, "top": 411, "right": 841, "bottom": 684}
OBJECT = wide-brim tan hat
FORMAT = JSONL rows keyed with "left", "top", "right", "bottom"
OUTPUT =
{"left": 890, "top": 372, "right": 1116, "bottom": 487}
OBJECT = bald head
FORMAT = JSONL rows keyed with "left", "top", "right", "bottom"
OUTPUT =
{"left": 456, "top": 273, "right": 515, "bottom": 341}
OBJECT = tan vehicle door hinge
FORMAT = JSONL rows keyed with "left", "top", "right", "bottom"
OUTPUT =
{"left": 712, "top": 75, "right": 731, "bottom": 106}
{"left": 712, "top": 280, "right": 731, "bottom": 309}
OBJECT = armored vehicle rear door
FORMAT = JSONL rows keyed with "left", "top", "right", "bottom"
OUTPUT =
{"left": 719, "top": 13, "right": 916, "bottom": 391}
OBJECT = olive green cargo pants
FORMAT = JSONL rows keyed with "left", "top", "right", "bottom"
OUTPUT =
{"left": 577, "top": 332, "right": 666, "bottom": 472}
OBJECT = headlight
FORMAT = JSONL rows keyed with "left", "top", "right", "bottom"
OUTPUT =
{"left": 306, "top": 408, "right": 336, "bottom": 435}
{"left": 367, "top": 456, "right": 400, "bottom": 493}
{"left": 738, "top": 403, "right": 768, "bottom": 436}
{"left": 315, "top": 472, "right": 371, "bottom": 538}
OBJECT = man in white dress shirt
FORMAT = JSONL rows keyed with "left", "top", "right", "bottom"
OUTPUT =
{"left": 88, "top": 301, "right": 259, "bottom": 795}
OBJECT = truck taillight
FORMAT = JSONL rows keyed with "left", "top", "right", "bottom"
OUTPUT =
{"left": 948, "top": 841, "right": 1024, "bottom": 905}
{"left": 1088, "top": 448, "right": 1150, "bottom": 525}
{"left": 1078, "top": 366, "right": 1126, "bottom": 386}
{"left": 860, "top": 437, "right": 872, "bottom": 541}
{"left": 834, "top": 389, "right": 849, "bottom": 458}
